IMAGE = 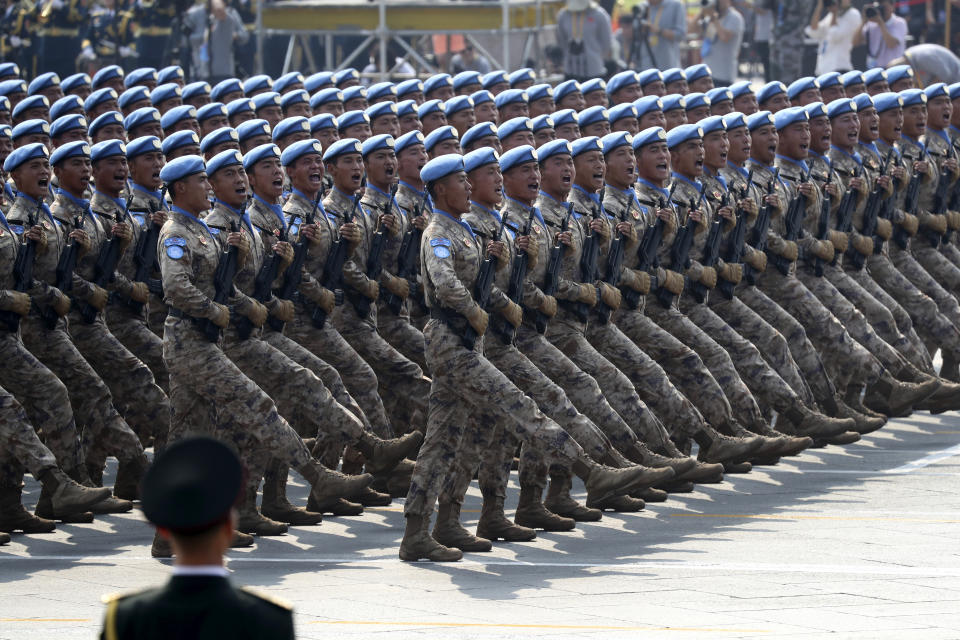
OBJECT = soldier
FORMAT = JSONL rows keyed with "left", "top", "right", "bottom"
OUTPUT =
{"left": 82, "top": 0, "right": 137, "bottom": 71}
{"left": 37, "top": 0, "right": 87, "bottom": 78}
{"left": 132, "top": 0, "right": 176, "bottom": 71}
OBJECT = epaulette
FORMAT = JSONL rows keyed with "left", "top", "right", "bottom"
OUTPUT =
{"left": 101, "top": 587, "right": 150, "bottom": 604}
{"left": 240, "top": 585, "right": 293, "bottom": 611}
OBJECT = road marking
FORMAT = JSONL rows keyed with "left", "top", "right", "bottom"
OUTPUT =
{"left": 1, "top": 618, "right": 91, "bottom": 622}
{"left": 308, "top": 620, "right": 771, "bottom": 632}
{"left": 665, "top": 513, "right": 960, "bottom": 523}
{"left": 883, "top": 443, "right": 960, "bottom": 474}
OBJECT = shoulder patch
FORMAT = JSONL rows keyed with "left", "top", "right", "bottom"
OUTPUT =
{"left": 430, "top": 237, "right": 451, "bottom": 247}
{"left": 163, "top": 236, "right": 187, "bottom": 247}
{"left": 166, "top": 245, "right": 185, "bottom": 259}
{"left": 240, "top": 585, "right": 293, "bottom": 611}
{"left": 433, "top": 245, "right": 451, "bottom": 259}
{"left": 131, "top": 213, "right": 146, "bottom": 227}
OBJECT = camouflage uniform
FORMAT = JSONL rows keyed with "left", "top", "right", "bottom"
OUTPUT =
{"left": 771, "top": 0, "right": 815, "bottom": 83}
{"left": 127, "top": 186, "right": 168, "bottom": 339}
{"left": 910, "top": 131, "right": 960, "bottom": 297}
{"left": 0, "top": 384, "right": 58, "bottom": 485}
{"left": 394, "top": 181, "right": 430, "bottom": 329}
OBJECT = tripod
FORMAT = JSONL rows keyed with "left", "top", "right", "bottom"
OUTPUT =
{"left": 628, "top": 4, "right": 658, "bottom": 70}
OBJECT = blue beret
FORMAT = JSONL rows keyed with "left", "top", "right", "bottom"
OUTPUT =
{"left": 551, "top": 108, "right": 578, "bottom": 127}
{"left": 666, "top": 123, "right": 703, "bottom": 149}
{"left": 84, "top": 87, "right": 118, "bottom": 112}
{"left": 49, "top": 114, "right": 87, "bottom": 139}
{"left": 126, "top": 135, "right": 164, "bottom": 159}
{"left": 226, "top": 98, "right": 256, "bottom": 118}
{"left": 281, "top": 138, "right": 324, "bottom": 166}
{"left": 460, "top": 121, "right": 498, "bottom": 148}
{"left": 124, "top": 106, "right": 161, "bottom": 132}
{"left": 817, "top": 72, "right": 842, "bottom": 90}
{"left": 924, "top": 82, "right": 950, "bottom": 100}
{"left": 900, "top": 88, "right": 927, "bottom": 107}
{"left": 443, "top": 96, "right": 474, "bottom": 118}
{"left": 469, "top": 89, "right": 494, "bottom": 107}
{"left": 242, "top": 142, "right": 281, "bottom": 171}
{"left": 11, "top": 119, "right": 49, "bottom": 140}
{"left": 90, "top": 139, "right": 126, "bottom": 163}
{"left": 698, "top": 115, "right": 726, "bottom": 135}
{"left": 661, "top": 94, "right": 686, "bottom": 111}
{"left": 578, "top": 105, "right": 609, "bottom": 127}
{"left": 722, "top": 111, "right": 747, "bottom": 130}
{"left": 322, "top": 137, "right": 362, "bottom": 162}
{"left": 684, "top": 92, "right": 711, "bottom": 111}
{"left": 600, "top": 131, "right": 632, "bottom": 154}
{"left": 424, "top": 73, "right": 453, "bottom": 96}
{"left": 243, "top": 74, "right": 274, "bottom": 95}
{"left": 872, "top": 92, "right": 904, "bottom": 113}
{"left": 0, "top": 96, "right": 9, "bottom": 113}
{"left": 886, "top": 64, "right": 914, "bottom": 86}
{"left": 333, "top": 68, "right": 359, "bottom": 87}
{"left": 395, "top": 129, "right": 425, "bottom": 154}
{"left": 482, "top": 70, "right": 509, "bottom": 90}
{"left": 608, "top": 102, "right": 638, "bottom": 123}
{"left": 463, "top": 146, "right": 499, "bottom": 173}
{"left": 196, "top": 104, "right": 227, "bottom": 127}
{"left": 361, "top": 133, "right": 396, "bottom": 157}
{"left": 337, "top": 110, "right": 370, "bottom": 131}
{"left": 571, "top": 135, "right": 603, "bottom": 157}
{"left": 156, "top": 66, "right": 184, "bottom": 85}
{"left": 181, "top": 81, "right": 211, "bottom": 102}
{"left": 607, "top": 70, "right": 639, "bottom": 95}
{"left": 309, "top": 113, "right": 337, "bottom": 133}
{"left": 553, "top": 79, "right": 581, "bottom": 103}
{"left": 342, "top": 86, "right": 367, "bottom": 104}
{"left": 638, "top": 68, "right": 663, "bottom": 87}
{"left": 159, "top": 154, "right": 205, "bottom": 184}
{"left": 852, "top": 92, "right": 875, "bottom": 113}
{"left": 273, "top": 71, "right": 304, "bottom": 94}
{"left": 160, "top": 104, "right": 197, "bottom": 130}
{"left": 161, "top": 130, "right": 200, "bottom": 155}
{"left": 0, "top": 63, "right": 19, "bottom": 80}
{"left": 88, "top": 110, "right": 123, "bottom": 136}
{"left": 236, "top": 118, "right": 271, "bottom": 143}
{"left": 949, "top": 82, "right": 960, "bottom": 100}
{"left": 366, "top": 81, "right": 397, "bottom": 102}
{"left": 452, "top": 71, "right": 482, "bottom": 92}
{"left": 424, "top": 126, "right": 458, "bottom": 152}
{"left": 206, "top": 148, "right": 244, "bottom": 176}
{"left": 396, "top": 99, "right": 418, "bottom": 118}
{"left": 252, "top": 92, "right": 281, "bottom": 111}
{"left": 497, "top": 116, "right": 534, "bottom": 141}
{"left": 841, "top": 70, "right": 864, "bottom": 88}
{"left": 632, "top": 126, "right": 668, "bottom": 150}
{"left": 61, "top": 73, "right": 91, "bottom": 94}
{"left": 280, "top": 89, "right": 309, "bottom": 111}
{"left": 272, "top": 116, "right": 310, "bottom": 141}
{"left": 499, "top": 144, "right": 537, "bottom": 173}
{"left": 863, "top": 67, "right": 888, "bottom": 86}
{"left": 421, "top": 153, "right": 464, "bottom": 184}
{"left": 366, "top": 100, "right": 398, "bottom": 121}
{"left": 825, "top": 98, "right": 856, "bottom": 119}
{"left": 0, "top": 79, "right": 26, "bottom": 97}
{"left": 199, "top": 127, "right": 239, "bottom": 153}
{"left": 634, "top": 95, "right": 663, "bottom": 117}
{"left": 118, "top": 86, "right": 150, "bottom": 111}
{"left": 211, "top": 78, "right": 243, "bottom": 102}
{"left": 537, "top": 138, "right": 573, "bottom": 163}
{"left": 662, "top": 68, "right": 684, "bottom": 85}
{"left": 729, "top": 81, "right": 753, "bottom": 99}
{"left": 309, "top": 88, "right": 343, "bottom": 110}
{"left": 396, "top": 78, "right": 424, "bottom": 98}
{"left": 150, "top": 83, "right": 181, "bottom": 105}
{"left": 774, "top": 106, "right": 809, "bottom": 130}
{"left": 304, "top": 71, "right": 334, "bottom": 94}
{"left": 120, "top": 67, "right": 152, "bottom": 90}
{"left": 787, "top": 76, "right": 820, "bottom": 101}
{"left": 527, "top": 84, "right": 553, "bottom": 103}
{"left": 706, "top": 87, "right": 733, "bottom": 104}
{"left": 509, "top": 68, "right": 536, "bottom": 87}
{"left": 746, "top": 110, "right": 776, "bottom": 131}
{"left": 684, "top": 63, "right": 712, "bottom": 82}
{"left": 581, "top": 78, "right": 607, "bottom": 94}
{"left": 28, "top": 71, "right": 59, "bottom": 96}
{"left": 11, "top": 95, "right": 48, "bottom": 120}
{"left": 531, "top": 114, "right": 555, "bottom": 132}
{"left": 49, "top": 140, "right": 89, "bottom": 166}
{"left": 495, "top": 89, "right": 528, "bottom": 109}
{"left": 804, "top": 101, "right": 828, "bottom": 120}
{"left": 0, "top": 124, "right": 12, "bottom": 138}
{"left": 3, "top": 142, "right": 49, "bottom": 172}
{"left": 417, "top": 99, "right": 443, "bottom": 119}
{"left": 757, "top": 81, "right": 787, "bottom": 105}
{"left": 49, "top": 94, "right": 83, "bottom": 121}
{"left": 92, "top": 65, "right": 123, "bottom": 89}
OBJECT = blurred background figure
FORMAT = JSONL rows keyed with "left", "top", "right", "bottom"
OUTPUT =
{"left": 186, "top": 0, "right": 249, "bottom": 83}
{"left": 620, "top": 0, "right": 685, "bottom": 72}
{"left": 805, "top": 0, "right": 861, "bottom": 74}
{"left": 853, "top": 0, "right": 907, "bottom": 68}
{"left": 699, "top": 0, "right": 744, "bottom": 87}
{"left": 450, "top": 44, "right": 491, "bottom": 75}
{"left": 556, "top": 0, "right": 612, "bottom": 82}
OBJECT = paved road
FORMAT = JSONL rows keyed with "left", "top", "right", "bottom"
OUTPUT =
{"left": 4, "top": 410, "right": 960, "bottom": 639}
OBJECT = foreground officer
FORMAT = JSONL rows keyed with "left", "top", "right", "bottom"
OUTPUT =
{"left": 99, "top": 437, "right": 295, "bottom": 640}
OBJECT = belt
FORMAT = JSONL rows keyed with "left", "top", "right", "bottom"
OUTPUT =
{"left": 42, "top": 28, "right": 80, "bottom": 37}
{"left": 168, "top": 306, "right": 208, "bottom": 330}
{"left": 429, "top": 305, "right": 468, "bottom": 334}
{"left": 136, "top": 26, "right": 172, "bottom": 36}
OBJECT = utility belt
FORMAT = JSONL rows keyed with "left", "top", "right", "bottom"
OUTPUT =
{"left": 41, "top": 28, "right": 80, "bottom": 37}
{"left": 168, "top": 306, "right": 209, "bottom": 332}
{"left": 136, "top": 26, "right": 172, "bottom": 37}
{"left": 429, "top": 305, "right": 469, "bottom": 335}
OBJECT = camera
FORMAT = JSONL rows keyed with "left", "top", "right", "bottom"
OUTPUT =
{"left": 864, "top": 3, "right": 880, "bottom": 19}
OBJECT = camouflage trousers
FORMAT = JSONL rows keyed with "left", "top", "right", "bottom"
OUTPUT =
{"left": 20, "top": 315, "right": 144, "bottom": 466}
{"left": 377, "top": 307, "right": 429, "bottom": 373}
{"left": 890, "top": 245, "right": 960, "bottom": 333}
{"left": 147, "top": 293, "right": 166, "bottom": 339}
{"left": 0, "top": 330, "right": 83, "bottom": 473}
{"left": 0, "top": 384, "right": 57, "bottom": 487}
{"left": 107, "top": 305, "right": 169, "bottom": 393}
{"left": 940, "top": 242, "right": 960, "bottom": 271}
{"left": 913, "top": 242, "right": 960, "bottom": 298}
{"left": 404, "top": 320, "right": 582, "bottom": 517}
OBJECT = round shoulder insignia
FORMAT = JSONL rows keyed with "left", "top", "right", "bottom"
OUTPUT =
{"left": 289, "top": 224, "right": 300, "bottom": 236}
{"left": 166, "top": 245, "right": 185, "bottom": 260}
{"left": 132, "top": 213, "right": 146, "bottom": 226}
{"left": 632, "top": 209, "right": 640, "bottom": 219}
{"left": 198, "top": 235, "right": 208, "bottom": 245}
{"left": 433, "top": 245, "right": 451, "bottom": 259}
{"left": 42, "top": 220, "right": 51, "bottom": 230}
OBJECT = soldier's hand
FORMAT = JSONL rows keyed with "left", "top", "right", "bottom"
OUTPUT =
{"left": 7, "top": 291, "right": 31, "bottom": 316}
{"left": 381, "top": 213, "right": 399, "bottom": 235}
{"left": 274, "top": 241, "right": 295, "bottom": 271}
{"left": 698, "top": 266, "right": 717, "bottom": 288}
{"left": 227, "top": 231, "right": 250, "bottom": 265}
{"left": 738, "top": 198, "right": 758, "bottom": 217}
{"left": 318, "top": 287, "right": 336, "bottom": 314}
{"left": 949, "top": 211, "right": 960, "bottom": 231}
{"left": 891, "top": 166, "right": 906, "bottom": 183}
{"left": 466, "top": 305, "right": 489, "bottom": 336}
{"left": 765, "top": 193, "right": 783, "bottom": 215}
{"left": 555, "top": 230, "right": 573, "bottom": 247}
{"left": 590, "top": 217, "right": 610, "bottom": 238}
{"left": 129, "top": 281, "right": 149, "bottom": 303}
{"left": 599, "top": 282, "right": 621, "bottom": 310}
{"left": 341, "top": 222, "right": 362, "bottom": 249}
{"left": 211, "top": 303, "right": 230, "bottom": 328}
{"left": 798, "top": 182, "right": 816, "bottom": 199}
{"left": 628, "top": 269, "right": 651, "bottom": 294}
{"left": 500, "top": 300, "right": 523, "bottom": 328}
{"left": 825, "top": 182, "right": 842, "bottom": 200}
{"left": 902, "top": 213, "right": 919, "bottom": 235}
{"left": 112, "top": 222, "right": 133, "bottom": 249}
{"left": 149, "top": 210, "right": 168, "bottom": 226}
{"left": 413, "top": 214, "right": 428, "bottom": 231}
{"left": 944, "top": 158, "right": 959, "bottom": 175}
{"left": 70, "top": 229, "right": 91, "bottom": 258}
{"left": 662, "top": 270, "right": 684, "bottom": 296}
{"left": 688, "top": 208, "right": 704, "bottom": 224}
{"left": 914, "top": 160, "right": 929, "bottom": 177}
{"left": 827, "top": 230, "right": 848, "bottom": 253}
{"left": 719, "top": 262, "right": 742, "bottom": 284}
{"left": 52, "top": 290, "right": 71, "bottom": 317}
{"left": 926, "top": 213, "right": 949, "bottom": 235}
{"left": 616, "top": 221, "right": 637, "bottom": 243}
{"left": 656, "top": 207, "right": 673, "bottom": 224}
{"left": 717, "top": 205, "right": 735, "bottom": 222}
{"left": 848, "top": 177, "right": 866, "bottom": 195}
{"left": 245, "top": 300, "right": 268, "bottom": 326}
{"left": 876, "top": 174, "right": 892, "bottom": 194}
{"left": 88, "top": 285, "right": 108, "bottom": 310}
{"left": 812, "top": 239, "right": 835, "bottom": 261}
{"left": 875, "top": 218, "right": 893, "bottom": 240}
{"left": 852, "top": 234, "right": 874, "bottom": 256}
{"left": 271, "top": 298, "right": 295, "bottom": 323}
{"left": 302, "top": 223, "right": 322, "bottom": 245}
{"left": 745, "top": 249, "right": 767, "bottom": 273}
{"left": 385, "top": 274, "right": 410, "bottom": 299}
{"left": 577, "top": 282, "right": 598, "bottom": 305}
{"left": 781, "top": 240, "right": 799, "bottom": 262}
{"left": 488, "top": 239, "right": 509, "bottom": 270}
{"left": 539, "top": 294, "right": 558, "bottom": 317}
{"left": 25, "top": 225, "right": 47, "bottom": 252}
{"left": 364, "top": 280, "right": 380, "bottom": 300}
{"left": 523, "top": 234, "right": 539, "bottom": 268}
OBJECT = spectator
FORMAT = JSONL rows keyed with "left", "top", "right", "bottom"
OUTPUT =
{"left": 556, "top": 0, "right": 612, "bottom": 82}
{"left": 700, "top": 0, "right": 744, "bottom": 87}
{"left": 853, "top": 0, "right": 907, "bottom": 68}
{"left": 450, "top": 45, "right": 492, "bottom": 75}
{"left": 621, "top": 0, "right": 686, "bottom": 72}
{"left": 893, "top": 43, "right": 960, "bottom": 86}
{"left": 805, "top": 0, "right": 861, "bottom": 74}
{"left": 186, "top": 0, "right": 249, "bottom": 83}
{"left": 753, "top": 0, "right": 775, "bottom": 82}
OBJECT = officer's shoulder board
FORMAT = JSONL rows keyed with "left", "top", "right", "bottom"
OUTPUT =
{"left": 101, "top": 587, "right": 151, "bottom": 605}
{"left": 240, "top": 585, "right": 293, "bottom": 611}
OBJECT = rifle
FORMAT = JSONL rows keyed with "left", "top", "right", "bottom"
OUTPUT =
{"left": 629, "top": 186, "right": 676, "bottom": 308}
{"left": 268, "top": 189, "right": 320, "bottom": 333}
{"left": 849, "top": 147, "right": 896, "bottom": 269}
{"left": 314, "top": 190, "right": 361, "bottom": 328}
{"left": 925, "top": 158, "right": 953, "bottom": 247}
{"left": 717, "top": 168, "right": 753, "bottom": 299}
{"left": 234, "top": 204, "right": 288, "bottom": 339}
{"left": 47, "top": 213, "right": 84, "bottom": 329}
{"left": 350, "top": 183, "right": 396, "bottom": 318}
{"left": 571, "top": 190, "right": 603, "bottom": 322}
{"left": 596, "top": 194, "right": 631, "bottom": 324}
{"left": 688, "top": 189, "right": 726, "bottom": 303}
{"left": 770, "top": 165, "right": 812, "bottom": 276}
{"left": 834, "top": 165, "right": 861, "bottom": 235}
{"left": 462, "top": 212, "right": 508, "bottom": 349}
{"left": 385, "top": 191, "right": 427, "bottom": 315}
{"left": 79, "top": 195, "right": 133, "bottom": 323}
{"left": 491, "top": 206, "right": 535, "bottom": 344}
{"left": 742, "top": 168, "right": 778, "bottom": 285}
{"left": 812, "top": 166, "right": 834, "bottom": 277}
{"left": 655, "top": 186, "right": 703, "bottom": 308}
{"left": 202, "top": 220, "right": 240, "bottom": 342}
{"left": 536, "top": 202, "right": 571, "bottom": 333}
{"left": 1, "top": 208, "right": 38, "bottom": 331}
{"left": 894, "top": 151, "right": 924, "bottom": 250}
{"left": 125, "top": 186, "right": 167, "bottom": 314}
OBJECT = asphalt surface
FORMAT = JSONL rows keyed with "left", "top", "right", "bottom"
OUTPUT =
{"left": 4, "top": 409, "right": 960, "bottom": 639}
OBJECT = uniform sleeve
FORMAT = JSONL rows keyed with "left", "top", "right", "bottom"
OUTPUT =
{"left": 159, "top": 231, "right": 219, "bottom": 320}
{"left": 424, "top": 235, "right": 478, "bottom": 316}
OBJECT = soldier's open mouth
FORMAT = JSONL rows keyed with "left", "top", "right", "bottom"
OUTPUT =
{"left": 528, "top": 182, "right": 539, "bottom": 191}
{"left": 719, "top": 152, "right": 727, "bottom": 162}
{"left": 351, "top": 173, "right": 362, "bottom": 183}
{"left": 272, "top": 178, "right": 283, "bottom": 189}
{"left": 655, "top": 163, "right": 667, "bottom": 172}
{"left": 235, "top": 186, "right": 246, "bottom": 197}
{"left": 151, "top": 171, "right": 160, "bottom": 181}
{"left": 384, "top": 167, "right": 395, "bottom": 177}
{"left": 308, "top": 172, "right": 322, "bottom": 185}
{"left": 916, "top": 124, "right": 926, "bottom": 134}
{"left": 845, "top": 130, "right": 858, "bottom": 144}
{"left": 799, "top": 143, "right": 808, "bottom": 152}
{"left": 561, "top": 174, "right": 571, "bottom": 183}
{"left": 37, "top": 179, "right": 48, "bottom": 189}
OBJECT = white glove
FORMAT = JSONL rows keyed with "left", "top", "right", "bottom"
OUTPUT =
{"left": 81, "top": 45, "right": 95, "bottom": 61}
{"left": 50, "top": 0, "right": 65, "bottom": 9}
{"left": 9, "top": 36, "right": 21, "bottom": 48}
{"left": 119, "top": 46, "right": 134, "bottom": 58}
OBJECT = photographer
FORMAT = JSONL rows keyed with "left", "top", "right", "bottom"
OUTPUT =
{"left": 699, "top": 0, "right": 744, "bottom": 87}
{"left": 186, "top": 0, "right": 249, "bottom": 83}
{"left": 805, "top": 0, "right": 861, "bottom": 74}
{"left": 624, "top": 0, "right": 686, "bottom": 71}
{"left": 853, "top": 0, "right": 907, "bottom": 68}
{"left": 556, "top": 0, "right": 613, "bottom": 81}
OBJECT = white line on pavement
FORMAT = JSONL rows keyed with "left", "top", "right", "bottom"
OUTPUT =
{"left": 883, "top": 443, "right": 960, "bottom": 474}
